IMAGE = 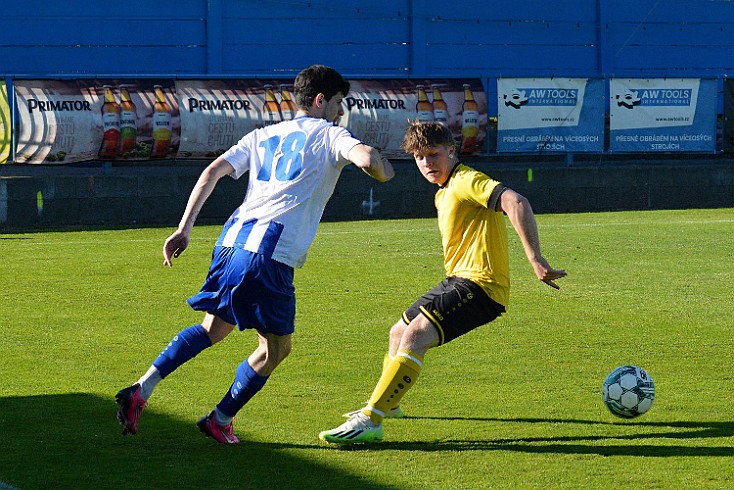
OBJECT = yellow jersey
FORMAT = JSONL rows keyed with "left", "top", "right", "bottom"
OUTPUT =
{"left": 435, "top": 164, "right": 510, "bottom": 306}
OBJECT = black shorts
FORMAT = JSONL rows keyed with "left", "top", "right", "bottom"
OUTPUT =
{"left": 403, "top": 276, "right": 506, "bottom": 346}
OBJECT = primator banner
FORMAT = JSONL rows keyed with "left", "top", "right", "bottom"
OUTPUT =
{"left": 497, "top": 78, "right": 604, "bottom": 153}
{"left": 176, "top": 79, "right": 487, "bottom": 159}
{"left": 14, "top": 80, "right": 179, "bottom": 164}
{"left": 11, "top": 79, "right": 486, "bottom": 163}
{"left": 0, "top": 83, "right": 10, "bottom": 164}
{"left": 340, "top": 79, "right": 486, "bottom": 158}
{"left": 176, "top": 80, "right": 298, "bottom": 159}
{"left": 609, "top": 78, "right": 716, "bottom": 152}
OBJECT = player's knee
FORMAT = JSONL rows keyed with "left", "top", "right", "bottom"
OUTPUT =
{"left": 402, "top": 317, "right": 439, "bottom": 353}
{"left": 202, "top": 314, "right": 235, "bottom": 344}
{"left": 267, "top": 340, "right": 292, "bottom": 366}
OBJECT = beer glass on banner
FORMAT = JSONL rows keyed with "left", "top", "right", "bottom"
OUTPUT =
{"left": 431, "top": 84, "right": 449, "bottom": 126}
{"left": 460, "top": 84, "right": 479, "bottom": 154}
{"left": 280, "top": 85, "right": 296, "bottom": 121}
{"left": 119, "top": 85, "right": 137, "bottom": 155}
{"left": 415, "top": 85, "right": 434, "bottom": 122}
{"left": 151, "top": 85, "right": 172, "bottom": 158}
{"left": 98, "top": 85, "right": 121, "bottom": 159}
{"left": 262, "top": 84, "right": 281, "bottom": 126}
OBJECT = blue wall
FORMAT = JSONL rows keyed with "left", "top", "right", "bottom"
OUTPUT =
{"left": 2, "top": 0, "right": 733, "bottom": 226}
{"left": 2, "top": 0, "right": 734, "bottom": 79}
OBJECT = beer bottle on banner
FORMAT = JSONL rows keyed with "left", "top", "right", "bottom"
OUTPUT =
{"left": 460, "top": 83, "right": 479, "bottom": 154}
{"left": 262, "top": 84, "right": 281, "bottom": 126}
{"left": 432, "top": 84, "right": 449, "bottom": 126}
{"left": 415, "top": 85, "right": 434, "bottom": 122}
{"left": 119, "top": 85, "right": 137, "bottom": 155}
{"left": 151, "top": 85, "right": 172, "bottom": 158}
{"left": 280, "top": 85, "right": 296, "bottom": 120}
{"left": 98, "top": 85, "right": 120, "bottom": 159}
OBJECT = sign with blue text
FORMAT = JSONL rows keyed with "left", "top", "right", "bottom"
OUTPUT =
{"left": 497, "top": 78, "right": 604, "bottom": 153}
{"left": 609, "top": 78, "right": 716, "bottom": 152}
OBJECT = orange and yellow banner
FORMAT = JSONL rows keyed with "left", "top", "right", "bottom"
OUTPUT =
{"left": 341, "top": 79, "right": 486, "bottom": 158}
{"left": 175, "top": 80, "right": 293, "bottom": 159}
{"left": 0, "top": 82, "right": 10, "bottom": 163}
{"left": 175, "top": 79, "right": 486, "bottom": 160}
{"left": 9, "top": 78, "right": 486, "bottom": 164}
{"left": 14, "top": 79, "right": 179, "bottom": 164}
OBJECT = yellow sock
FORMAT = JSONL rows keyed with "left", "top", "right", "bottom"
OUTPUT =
{"left": 362, "top": 350, "right": 423, "bottom": 424}
{"left": 383, "top": 352, "right": 394, "bottom": 372}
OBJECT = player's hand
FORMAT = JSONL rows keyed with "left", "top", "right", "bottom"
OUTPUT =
{"left": 163, "top": 230, "right": 190, "bottom": 267}
{"left": 531, "top": 256, "right": 567, "bottom": 290}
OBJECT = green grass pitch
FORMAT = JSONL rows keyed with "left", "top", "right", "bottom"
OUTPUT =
{"left": 0, "top": 208, "right": 732, "bottom": 489}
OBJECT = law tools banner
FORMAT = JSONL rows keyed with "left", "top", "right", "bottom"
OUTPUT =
{"left": 609, "top": 78, "right": 716, "bottom": 152}
{"left": 496, "top": 78, "right": 604, "bottom": 153}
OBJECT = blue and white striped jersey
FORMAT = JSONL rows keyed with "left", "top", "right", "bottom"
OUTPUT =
{"left": 217, "top": 116, "right": 361, "bottom": 268}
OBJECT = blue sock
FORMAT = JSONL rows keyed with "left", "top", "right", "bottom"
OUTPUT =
{"left": 216, "top": 361, "right": 269, "bottom": 418}
{"left": 153, "top": 324, "right": 212, "bottom": 378}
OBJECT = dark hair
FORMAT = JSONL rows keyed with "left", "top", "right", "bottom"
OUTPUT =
{"left": 401, "top": 121, "right": 456, "bottom": 155}
{"left": 293, "top": 65, "right": 350, "bottom": 109}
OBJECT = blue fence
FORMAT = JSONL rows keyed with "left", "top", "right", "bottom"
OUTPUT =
{"left": 2, "top": 0, "right": 734, "bottom": 78}
{"left": 2, "top": 0, "right": 734, "bottom": 157}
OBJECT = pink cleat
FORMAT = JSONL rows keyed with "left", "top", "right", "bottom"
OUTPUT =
{"left": 115, "top": 383, "right": 148, "bottom": 435}
{"left": 197, "top": 411, "right": 240, "bottom": 444}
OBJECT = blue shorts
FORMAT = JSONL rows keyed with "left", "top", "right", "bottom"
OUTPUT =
{"left": 187, "top": 246, "right": 296, "bottom": 335}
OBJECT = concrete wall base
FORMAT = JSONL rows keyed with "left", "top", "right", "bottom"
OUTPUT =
{"left": 1, "top": 158, "right": 732, "bottom": 230}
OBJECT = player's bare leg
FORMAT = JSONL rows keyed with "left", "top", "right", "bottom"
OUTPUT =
{"left": 321, "top": 315, "right": 438, "bottom": 444}
{"left": 116, "top": 313, "right": 232, "bottom": 436}
{"left": 200, "top": 331, "right": 292, "bottom": 444}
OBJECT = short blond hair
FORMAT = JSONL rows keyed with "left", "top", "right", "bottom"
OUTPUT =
{"left": 401, "top": 121, "right": 456, "bottom": 155}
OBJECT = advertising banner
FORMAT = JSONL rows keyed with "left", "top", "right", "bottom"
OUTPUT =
{"left": 724, "top": 79, "right": 734, "bottom": 153}
{"left": 341, "top": 79, "right": 486, "bottom": 158}
{"left": 176, "top": 80, "right": 296, "bottom": 159}
{"left": 14, "top": 80, "right": 96, "bottom": 163}
{"left": 497, "top": 78, "right": 604, "bottom": 153}
{"left": 609, "top": 78, "right": 716, "bottom": 152}
{"left": 14, "top": 80, "right": 179, "bottom": 164}
{"left": 176, "top": 79, "right": 487, "bottom": 160}
{"left": 0, "top": 82, "right": 9, "bottom": 164}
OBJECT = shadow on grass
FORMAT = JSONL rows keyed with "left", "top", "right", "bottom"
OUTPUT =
{"left": 351, "top": 415, "right": 734, "bottom": 457}
{"left": 0, "top": 394, "right": 394, "bottom": 490}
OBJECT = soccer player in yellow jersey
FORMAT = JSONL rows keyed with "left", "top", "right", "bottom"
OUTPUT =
{"left": 320, "top": 121, "right": 567, "bottom": 444}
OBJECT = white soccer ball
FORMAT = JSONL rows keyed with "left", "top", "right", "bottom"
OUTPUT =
{"left": 602, "top": 365, "right": 655, "bottom": 418}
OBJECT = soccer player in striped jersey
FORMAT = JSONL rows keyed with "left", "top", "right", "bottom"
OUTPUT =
{"left": 115, "top": 65, "right": 394, "bottom": 443}
{"left": 320, "top": 121, "right": 566, "bottom": 444}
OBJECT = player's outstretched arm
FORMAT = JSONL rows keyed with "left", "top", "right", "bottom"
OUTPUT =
{"left": 163, "top": 156, "right": 235, "bottom": 266}
{"left": 499, "top": 188, "right": 567, "bottom": 289}
{"left": 347, "top": 144, "right": 395, "bottom": 182}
